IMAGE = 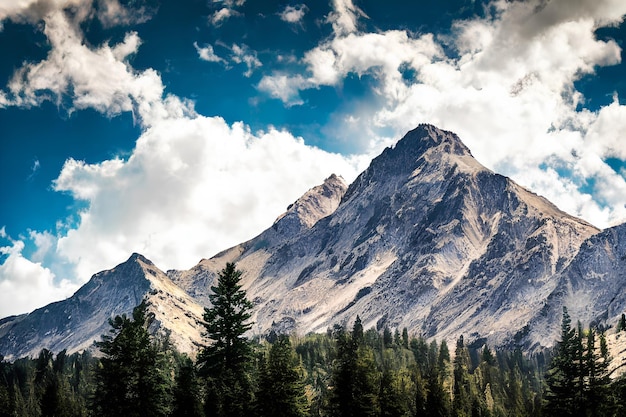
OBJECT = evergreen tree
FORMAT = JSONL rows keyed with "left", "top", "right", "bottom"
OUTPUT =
{"left": 452, "top": 336, "right": 472, "bottom": 417}
{"left": 401, "top": 328, "right": 409, "bottom": 350}
{"left": 383, "top": 327, "right": 393, "bottom": 348}
{"left": 0, "top": 355, "right": 14, "bottom": 417}
{"left": 545, "top": 307, "right": 578, "bottom": 417}
{"left": 93, "top": 301, "right": 172, "bottom": 417}
{"left": 172, "top": 356, "right": 205, "bottom": 417}
{"left": 545, "top": 308, "right": 616, "bottom": 417}
{"left": 256, "top": 335, "right": 309, "bottom": 417}
{"left": 329, "top": 322, "right": 379, "bottom": 417}
{"left": 585, "top": 330, "right": 613, "bottom": 417}
{"left": 378, "top": 367, "right": 409, "bottom": 417}
{"left": 426, "top": 365, "right": 450, "bottom": 417}
{"left": 198, "top": 262, "right": 255, "bottom": 417}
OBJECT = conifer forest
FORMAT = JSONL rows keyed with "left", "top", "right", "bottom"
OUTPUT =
{"left": 2, "top": 264, "right": 626, "bottom": 417}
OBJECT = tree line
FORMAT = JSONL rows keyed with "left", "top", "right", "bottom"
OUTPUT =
{"left": 1, "top": 263, "right": 626, "bottom": 416}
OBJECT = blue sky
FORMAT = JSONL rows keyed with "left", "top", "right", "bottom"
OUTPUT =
{"left": 1, "top": 0, "right": 625, "bottom": 317}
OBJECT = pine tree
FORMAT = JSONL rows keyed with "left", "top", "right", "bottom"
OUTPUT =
{"left": 378, "top": 367, "right": 408, "bottom": 417}
{"left": 93, "top": 301, "right": 172, "bottom": 417}
{"left": 585, "top": 329, "right": 613, "bottom": 417}
{"left": 383, "top": 327, "right": 393, "bottom": 348}
{"left": 256, "top": 335, "right": 309, "bottom": 417}
{"left": 329, "top": 321, "right": 379, "bottom": 417}
{"left": 172, "top": 356, "right": 205, "bottom": 417}
{"left": 401, "top": 328, "right": 409, "bottom": 350}
{"left": 198, "top": 262, "right": 255, "bottom": 417}
{"left": 0, "top": 355, "right": 14, "bottom": 417}
{"left": 545, "top": 307, "right": 578, "bottom": 417}
{"left": 452, "top": 336, "right": 472, "bottom": 417}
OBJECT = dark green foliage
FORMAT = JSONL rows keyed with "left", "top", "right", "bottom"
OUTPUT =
{"left": 198, "top": 262, "right": 255, "bottom": 417}
{"left": 401, "top": 328, "right": 409, "bottom": 349}
{"left": 545, "top": 307, "right": 578, "bottom": 416}
{"left": 0, "top": 350, "right": 96, "bottom": 417}
{"left": 453, "top": 336, "right": 472, "bottom": 417}
{"left": 329, "top": 321, "right": 380, "bottom": 417}
{"left": 545, "top": 307, "right": 615, "bottom": 417}
{"left": 93, "top": 300, "right": 172, "bottom": 417}
{"left": 256, "top": 335, "right": 309, "bottom": 417}
{"left": 383, "top": 327, "right": 393, "bottom": 348}
{"left": 172, "top": 356, "right": 205, "bottom": 417}
{"left": 378, "top": 367, "right": 410, "bottom": 417}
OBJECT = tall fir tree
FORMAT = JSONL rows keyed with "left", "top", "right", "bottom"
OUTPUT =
{"left": 256, "top": 335, "right": 309, "bottom": 417}
{"left": 329, "top": 319, "right": 379, "bottom": 417}
{"left": 172, "top": 356, "right": 205, "bottom": 417}
{"left": 452, "top": 336, "right": 472, "bottom": 417}
{"left": 545, "top": 307, "right": 578, "bottom": 417}
{"left": 584, "top": 329, "right": 613, "bottom": 417}
{"left": 93, "top": 301, "right": 172, "bottom": 417}
{"left": 198, "top": 262, "right": 255, "bottom": 417}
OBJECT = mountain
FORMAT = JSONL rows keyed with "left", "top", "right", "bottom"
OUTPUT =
{"left": 172, "top": 124, "right": 600, "bottom": 348}
{"left": 3, "top": 124, "right": 626, "bottom": 360}
{"left": 0, "top": 253, "right": 205, "bottom": 360}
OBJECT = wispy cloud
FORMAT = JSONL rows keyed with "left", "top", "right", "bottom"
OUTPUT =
{"left": 194, "top": 42, "right": 226, "bottom": 64}
{"left": 279, "top": 4, "right": 309, "bottom": 24}
{"left": 0, "top": 230, "right": 76, "bottom": 317}
{"left": 210, "top": 7, "right": 241, "bottom": 26}
{"left": 26, "top": 158, "right": 40, "bottom": 181}
{"left": 230, "top": 44, "right": 262, "bottom": 77}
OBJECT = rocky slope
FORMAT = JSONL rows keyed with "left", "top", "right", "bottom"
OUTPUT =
{"left": 522, "top": 223, "right": 626, "bottom": 349}
{"left": 0, "top": 254, "right": 205, "bottom": 360}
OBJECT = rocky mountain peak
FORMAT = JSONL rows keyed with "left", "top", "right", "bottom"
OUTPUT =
{"left": 371, "top": 124, "right": 473, "bottom": 173}
{"left": 272, "top": 174, "right": 348, "bottom": 234}
{"left": 396, "top": 124, "right": 472, "bottom": 157}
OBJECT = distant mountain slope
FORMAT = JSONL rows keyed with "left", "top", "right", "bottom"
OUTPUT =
{"left": 0, "top": 254, "right": 204, "bottom": 360}
{"left": 522, "top": 223, "right": 626, "bottom": 350}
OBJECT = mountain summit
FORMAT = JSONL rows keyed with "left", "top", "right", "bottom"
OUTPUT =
{"left": 2, "top": 124, "right": 624, "bottom": 359}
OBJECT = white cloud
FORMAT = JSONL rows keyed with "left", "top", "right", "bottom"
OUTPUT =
{"left": 326, "top": 0, "right": 368, "bottom": 36}
{"left": 261, "top": 0, "right": 626, "bottom": 228}
{"left": 214, "top": 0, "right": 246, "bottom": 7}
{"left": 279, "top": 4, "right": 308, "bottom": 24}
{"left": 0, "top": 0, "right": 152, "bottom": 28}
{"left": 230, "top": 44, "right": 262, "bottom": 77}
{"left": 2, "top": 9, "right": 165, "bottom": 124}
{"left": 194, "top": 42, "right": 226, "bottom": 64}
{"left": 257, "top": 73, "right": 311, "bottom": 106}
{"left": 210, "top": 7, "right": 240, "bottom": 26}
{"left": 0, "top": 234, "right": 76, "bottom": 317}
{"left": 52, "top": 116, "right": 362, "bottom": 280}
